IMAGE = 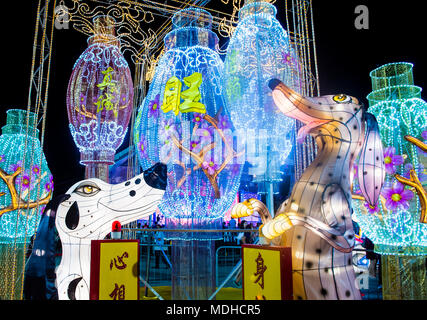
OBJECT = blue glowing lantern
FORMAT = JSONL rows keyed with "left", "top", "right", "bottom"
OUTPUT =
{"left": 224, "top": 0, "right": 300, "bottom": 195}
{"left": 134, "top": 8, "right": 243, "bottom": 234}
{"left": 0, "top": 109, "right": 53, "bottom": 244}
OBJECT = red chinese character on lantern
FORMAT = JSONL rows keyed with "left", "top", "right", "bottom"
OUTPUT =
{"left": 109, "top": 283, "right": 125, "bottom": 300}
{"left": 254, "top": 252, "right": 267, "bottom": 289}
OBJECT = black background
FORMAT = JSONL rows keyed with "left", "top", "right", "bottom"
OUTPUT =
{"left": 0, "top": 0, "right": 425, "bottom": 195}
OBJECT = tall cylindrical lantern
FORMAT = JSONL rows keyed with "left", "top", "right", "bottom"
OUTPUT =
{"left": 0, "top": 109, "right": 53, "bottom": 299}
{"left": 224, "top": 0, "right": 300, "bottom": 213}
{"left": 352, "top": 62, "right": 427, "bottom": 299}
{"left": 67, "top": 15, "right": 134, "bottom": 182}
{"left": 134, "top": 8, "right": 243, "bottom": 299}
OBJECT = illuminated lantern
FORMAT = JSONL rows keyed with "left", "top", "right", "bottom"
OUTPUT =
{"left": 134, "top": 8, "right": 243, "bottom": 299}
{"left": 352, "top": 62, "right": 427, "bottom": 300}
{"left": 0, "top": 109, "right": 53, "bottom": 299}
{"left": 224, "top": 0, "right": 300, "bottom": 210}
{"left": 67, "top": 15, "right": 133, "bottom": 182}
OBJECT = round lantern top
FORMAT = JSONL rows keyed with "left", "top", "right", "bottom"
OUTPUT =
{"left": 369, "top": 62, "right": 414, "bottom": 91}
{"left": 172, "top": 8, "right": 213, "bottom": 29}
{"left": 239, "top": 0, "right": 277, "bottom": 20}
{"left": 87, "top": 15, "right": 120, "bottom": 46}
{"left": 165, "top": 8, "right": 218, "bottom": 51}
{"left": 2, "top": 109, "right": 39, "bottom": 137}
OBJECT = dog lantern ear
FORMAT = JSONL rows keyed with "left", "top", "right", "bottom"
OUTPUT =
{"left": 357, "top": 112, "right": 385, "bottom": 207}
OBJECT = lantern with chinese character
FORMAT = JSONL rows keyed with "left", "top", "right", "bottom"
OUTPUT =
{"left": 0, "top": 109, "right": 53, "bottom": 299}
{"left": 224, "top": 0, "right": 301, "bottom": 211}
{"left": 67, "top": 15, "right": 134, "bottom": 181}
{"left": 134, "top": 8, "right": 243, "bottom": 299}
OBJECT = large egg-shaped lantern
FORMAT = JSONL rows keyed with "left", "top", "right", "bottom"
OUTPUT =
{"left": 66, "top": 15, "right": 134, "bottom": 181}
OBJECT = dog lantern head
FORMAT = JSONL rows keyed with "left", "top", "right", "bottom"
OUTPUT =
{"left": 56, "top": 162, "right": 167, "bottom": 240}
{"left": 268, "top": 79, "right": 385, "bottom": 208}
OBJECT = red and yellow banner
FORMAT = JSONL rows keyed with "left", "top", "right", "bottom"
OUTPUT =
{"left": 90, "top": 240, "right": 139, "bottom": 300}
{"left": 242, "top": 245, "right": 292, "bottom": 300}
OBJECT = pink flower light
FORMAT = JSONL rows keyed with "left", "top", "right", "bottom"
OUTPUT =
{"left": 383, "top": 146, "right": 403, "bottom": 174}
{"left": 202, "top": 160, "right": 218, "bottom": 176}
{"left": 382, "top": 181, "right": 414, "bottom": 211}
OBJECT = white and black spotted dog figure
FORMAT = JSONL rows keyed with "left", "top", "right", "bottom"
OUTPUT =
{"left": 55, "top": 163, "right": 167, "bottom": 300}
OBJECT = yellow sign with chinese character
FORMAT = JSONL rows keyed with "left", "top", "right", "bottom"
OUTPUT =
{"left": 242, "top": 245, "right": 292, "bottom": 300}
{"left": 90, "top": 240, "right": 139, "bottom": 300}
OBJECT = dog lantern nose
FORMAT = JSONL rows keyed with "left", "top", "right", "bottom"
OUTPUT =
{"left": 143, "top": 163, "right": 167, "bottom": 190}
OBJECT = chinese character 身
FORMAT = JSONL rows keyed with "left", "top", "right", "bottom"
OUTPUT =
{"left": 254, "top": 252, "right": 267, "bottom": 289}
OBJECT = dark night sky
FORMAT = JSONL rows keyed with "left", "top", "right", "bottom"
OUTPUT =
{"left": 0, "top": 0, "right": 425, "bottom": 196}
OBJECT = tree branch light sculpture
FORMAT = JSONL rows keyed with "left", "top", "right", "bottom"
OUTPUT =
{"left": 67, "top": 15, "right": 134, "bottom": 182}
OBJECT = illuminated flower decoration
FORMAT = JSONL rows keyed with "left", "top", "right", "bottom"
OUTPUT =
{"left": 9, "top": 160, "right": 23, "bottom": 174}
{"left": 198, "top": 122, "right": 214, "bottom": 145}
{"left": 138, "top": 140, "right": 147, "bottom": 158}
{"left": 190, "top": 139, "right": 201, "bottom": 153}
{"left": 281, "top": 51, "right": 294, "bottom": 66}
{"left": 364, "top": 201, "right": 379, "bottom": 214}
{"left": 217, "top": 115, "right": 231, "bottom": 130}
{"left": 383, "top": 146, "right": 404, "bottom": 174}
{"left": 16, "top": 174, "right": 32, "bottom": 190}
{"left": 0, "top": 155, "right": 5, "bottom": 163}
{"left": 202, "top": 159, "right": 219, "bottom": 176}
{"left": 159, "top": 118, "right": 178, "bottom": 142}
{"left": 192, "top": 113, "right": 204, "bottom": 124}
{"left": 32, "top": 165, "right": 41, "bottom": 176}
{"left": 148, "top": 94, "right": 161, "bottom": 118}
{"left": 382, "top": 181, "right": 414, "bottom": 211}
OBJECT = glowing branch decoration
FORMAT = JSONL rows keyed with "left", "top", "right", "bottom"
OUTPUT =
{"left": 0, "top": 168, "right": 51, "bottom": 218}
{"left": 394, "top": 135, "right": 427, "bottom": 224}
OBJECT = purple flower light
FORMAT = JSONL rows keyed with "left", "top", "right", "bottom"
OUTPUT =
{"left": 364, "top": 201, "right": 379, "bottom": 214}
{"left": 382, "top": 181, "right": 414, "bottom": 211}
{"left": 422, "top": 130, "right": 427, "bottom": 140}
{"left": 148, "top": 94, "right": 160, "bottom": 118}
{"left": 198, "top": 122, "right": 214, "bottom": 145}
{"left": 383, "top": 147, "right": 404, "bottom": 174}
{"left": 190, "top": 139, "right": 201, "bottom": 153}
{"left": 0, "top": 155, "right": 5, "bottom": 163}
{"left": 281, "top": 51, "right": 294, "bottom": 65}
{"left": 192, "top": 113, "right": 204, "bottom": 124}
{"left": 138, "top": 140, "right": 147, "bottom": 158}
{"left": 202, "top": 159, "right": 218, "bottom": 176}
{"left": 16, "top": 174, "right": 32, "bottom": 190}
{"left": 9, "top": 160, "right": 23, "bottom": 174}
{"left": 32, "top": 165, "right": 41, "bottom": 176}
{"left": 217, "top": 115, "right": 231, "bottom": 130}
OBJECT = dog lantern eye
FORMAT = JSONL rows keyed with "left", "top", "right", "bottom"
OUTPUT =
{"left": 333, "top": 94, "right": 351, "bottom": 103}
{"left": 74, "top": 184, "right": 100, "bottom": 197}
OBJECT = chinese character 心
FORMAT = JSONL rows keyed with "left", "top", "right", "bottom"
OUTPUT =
{"left": 110, "top": 251, "right": 129, "bottom": 270}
